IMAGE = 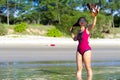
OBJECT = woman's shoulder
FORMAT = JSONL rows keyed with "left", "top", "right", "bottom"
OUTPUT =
{"left": 85, "top": 28, "right": 90, "bottom": 34}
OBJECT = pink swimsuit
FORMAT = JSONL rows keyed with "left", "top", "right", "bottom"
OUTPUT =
{"left": 77, "top": 28, "right": 91, "bottom": 55}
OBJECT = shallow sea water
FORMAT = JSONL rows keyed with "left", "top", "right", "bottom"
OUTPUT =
{"left": 0, "top": 61, "right": 120, "bottom": 80}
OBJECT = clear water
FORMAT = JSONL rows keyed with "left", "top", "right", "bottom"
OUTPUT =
{"left": 0, "top": 61, "right": 120, "bottom": 80}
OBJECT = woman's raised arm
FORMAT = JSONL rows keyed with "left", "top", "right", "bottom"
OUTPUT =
{"left": 88, "top": 16, "right": 97, "bottom": 32}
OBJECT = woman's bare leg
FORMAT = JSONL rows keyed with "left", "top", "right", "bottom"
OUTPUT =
{"left": 76, "top": 52, "right": 83, "bottom": 80}
{"left": 83, "top": 51, "right": 92, "bottom": 80}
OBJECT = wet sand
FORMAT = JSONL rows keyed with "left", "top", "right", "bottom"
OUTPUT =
{"left": 0, "top": 44, "right": 119, "bottom": 62}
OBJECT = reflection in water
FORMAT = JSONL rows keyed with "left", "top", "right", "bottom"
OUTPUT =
{"left": 13, "top": 62, "right": 18, "bottom": 80}
{"left": 0, "top": 61, "right": 120, "bottom": 80}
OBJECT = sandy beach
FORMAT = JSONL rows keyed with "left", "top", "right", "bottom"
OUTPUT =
{"left": 0, "top": 35, "right": 120, "bottom": 46}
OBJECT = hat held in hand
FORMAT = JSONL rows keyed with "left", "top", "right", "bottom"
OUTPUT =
{"left": 87, "top": 3, "right": 99, "bottom": 17}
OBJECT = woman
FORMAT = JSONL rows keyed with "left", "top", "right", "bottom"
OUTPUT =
{"left": 70, "top": 16, "right": 97, "bottom": 80}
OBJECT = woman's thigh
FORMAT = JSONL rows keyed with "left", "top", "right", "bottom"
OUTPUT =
{"left": 83, "top": 50, "right": 92, "bottom": 69}
{"left": 76, "top": 52, "right": 83, "bottom": 70}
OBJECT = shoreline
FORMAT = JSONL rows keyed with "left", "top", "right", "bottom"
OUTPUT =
{"left": 0, "top": 35, "right": 119, "bottom": 62}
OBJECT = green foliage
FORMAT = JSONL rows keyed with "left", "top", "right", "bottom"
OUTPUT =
{"left": 0, "top": 0, "right": 120, "bottom": 24}
{"left": 0, "top": 24, "right": 8, "bottom": 36}
{"left": 91, "top": 27, "right": 104, "bottom": 38}
{"left": 14, "top": 22, "right": 27, "bottom": 33}
{"left": 47, "top": 27, "right": 62, "bottom": 37}
{"left": 89, "top": 13, "right": 112, "bottom": 38}
{"left": 0, "top": 0, "right": 119, "bottom": 38}
{"left": 57, "top": 11, "right": 112, "bottom": 38}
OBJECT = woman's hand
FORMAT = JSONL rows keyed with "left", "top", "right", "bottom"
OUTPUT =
{"left": 93, "top": 5, "right": 100, "bottom": 17}
{"left": 87, "top": 3, "right": 100, "bottom": 17}
{"left": 70, "top": 27, "right": 77, "bottom": 41}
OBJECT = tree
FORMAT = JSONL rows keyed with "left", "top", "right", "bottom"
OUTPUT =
{"left": 0, "top": 0, "right": 6, "bottom": 23}
{"left": 0, "top": 0, "right": 18, "bottom": 25}
{"left": 39, "top": 0, "right": 83, "bottom": 24}
{"left": 39, "top": 0, "right": 61, "bottom": 24}
{"left": 106, "top": 0, "right": 120, "bottom": 28}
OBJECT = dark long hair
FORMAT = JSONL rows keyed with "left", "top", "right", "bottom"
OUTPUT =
{"left": 73, "top": 17, "right": 87, "bottom": 27}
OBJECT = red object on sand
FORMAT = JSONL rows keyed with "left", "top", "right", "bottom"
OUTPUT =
{"left": 50, "top": 44, "right": 55, "bottom": 46}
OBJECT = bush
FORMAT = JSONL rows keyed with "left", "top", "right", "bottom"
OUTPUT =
{"left": 0, "top": 24, "right": 8, "bottom": 36}
{"left": 14, "top": 22, "right": 27, "bottom": 33}
{"left": 47, "top": 27, "right": 62, "bottom": 37}
{"left": 91, "top": 27, "right": 104, "bottom": 38}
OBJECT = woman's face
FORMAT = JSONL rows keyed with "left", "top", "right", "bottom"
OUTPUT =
{"left": 79, "top": 18, "right": 86, "bottom": 26}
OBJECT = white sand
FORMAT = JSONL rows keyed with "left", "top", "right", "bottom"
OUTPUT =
{"left": 0, "top": 35, "right": 119, "bottom": 46}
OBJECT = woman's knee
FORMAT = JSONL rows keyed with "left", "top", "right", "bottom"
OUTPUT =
{"left": 86, "top": 66, "right": 92, "bottom": 71}
{"left": 86, "top": 68, "right": 93, "bottom": 76}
